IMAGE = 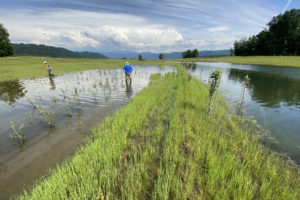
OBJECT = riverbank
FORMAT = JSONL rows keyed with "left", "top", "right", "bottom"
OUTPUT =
{"left": 175, "top": 56, "right": 300, "bottom": 68}
{"left": 17, "top": 66, "right": 299, "bottom": 199}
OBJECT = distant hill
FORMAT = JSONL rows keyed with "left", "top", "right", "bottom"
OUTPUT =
{"left": 103, "top": 50, "right": 231, "bottom": 59}
{"left": 12, "top": 43, "right": 108, "bottom": 59}
{"left": 12, "top": 43, "right": 230, "bottom": 59}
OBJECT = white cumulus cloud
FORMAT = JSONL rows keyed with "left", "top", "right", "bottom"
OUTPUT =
{"left": 0, "top": 8, "right": 184, "bottom": 52}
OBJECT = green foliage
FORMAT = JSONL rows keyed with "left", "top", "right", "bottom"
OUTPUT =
{"left": 9, "top": 121, "right": 26, "bottom": 144}
{"left": 242, "top": 74, "right": 251, "bottom": 88}
{"left": 138, "top": 54, "right": 144, "bottom": 61}
{"left": 237, "top": 74, "right": 251, "bottom": 115}
{"left": 234, "top": 9, "right": 300, "bottom": 56}
{"left": 64, "top": 100, "right": 73, "bottom": 117}
{"left": 12, "top": 43, "right": 108, "bottom": 58}
{"left": 17, "top": 66, "right": 299, "bottom": 200}
{"left": 207, "top": 68, "right": 222, "bottom": 114}
{"left": 30, "top": 101, "right": 55, "bottom": 127}
{"left": 0, "top": 24, "right": 13, "bottom": 57}
{"left": 182, "top": 49, "right": 199, "bottom": 58}
{"left": 159, "top": 53, "right": 164, "bottom": 60}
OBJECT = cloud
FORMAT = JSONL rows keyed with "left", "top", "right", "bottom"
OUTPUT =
{"left": 88, "top": 26, "right": 183, "bottom": 48}
{"left": 0, "top": 0, "right": 279, "bottom": 52}
{"left": 1, "top": 8, "right": 184, "bottom": 52}
{"left": 205, "top": 26, "right": 231, "bottom": 32}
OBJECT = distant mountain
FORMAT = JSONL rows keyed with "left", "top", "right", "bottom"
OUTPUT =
{"left": 103, "top": 50, "right": 230, "bottom": 59}
{"left": 103, "top": 51, "right": 139, "bottom": 59}
{"left": 12, "top": 43, "right": 108, "bottom": 59}
{"left": 102, "top": 51, "right": 180, "bottom": 59}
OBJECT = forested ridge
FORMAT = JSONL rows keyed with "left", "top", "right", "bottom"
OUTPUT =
{"left": 12, "top": 43, "right": 108, "bottom": 59}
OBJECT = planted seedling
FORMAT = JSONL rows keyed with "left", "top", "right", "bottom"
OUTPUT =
{"left": 237, "top": 74, "right": 251, "bottom": 115}
{"left": 29, "top": 100, "right": 55, "bottom": 127}
{"left": 207, "top": 68, "right": 222, "bottom": 114}
{"left": 10, "top": 121, "right": 26, "bottom": 145}
{"left": 65, "top": 99, "right": 73, "bottom": 117}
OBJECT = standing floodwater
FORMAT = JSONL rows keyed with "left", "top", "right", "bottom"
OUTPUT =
{"left": 189, "top": 62, "right": 300, "bottom": 164}
{"left": 0, "top": 65, "right": 175, "bottom": 200}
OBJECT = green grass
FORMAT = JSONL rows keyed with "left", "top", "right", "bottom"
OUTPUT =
{"left": 175, "top": 56, "right": 300, "bottom": 68}
{"left": 1, "top": 56, "right": 299, "bottom": 82}
{"left": 0, "top": 56, "right": 164, "bottom": 82}
{"left": 17, "top": 66, "right": 300, "bottom": 200}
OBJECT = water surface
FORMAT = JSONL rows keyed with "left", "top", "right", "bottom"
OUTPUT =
{"left": 189, "top": 62, "right": 300, "bottom": 164}
{"left": 0, "top": 65, "right": 175, "bottom": 199}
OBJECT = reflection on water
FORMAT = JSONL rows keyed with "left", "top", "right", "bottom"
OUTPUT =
{"left": 49, "top": 76, "right": 56, "bottom": 90}
{"left": 228, "top": 69, "right": 300, "bottom": 108}
{"left": 191, "top": 62, "right": 300, "bottom": 164}
{"left": 125, "top": 79, "right": 133, "bottom": 99}
{"left": 182, "top": 62, "right": 197, "bottom": 73}
{"left": 0, "top": 65, "right": 175, "bottom": 200}
{"left": 0, "top": 80, "right": 27, "bottom": 105}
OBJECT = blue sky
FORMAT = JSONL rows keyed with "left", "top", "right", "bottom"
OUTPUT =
{"left": 0, "top": 0, "right": 299, "bottom": 53}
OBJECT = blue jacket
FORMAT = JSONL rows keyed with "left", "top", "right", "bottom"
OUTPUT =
{"left": 123, "top": 65, "right": 132, "bottom": 74}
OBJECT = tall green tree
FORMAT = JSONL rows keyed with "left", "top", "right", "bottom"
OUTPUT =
{"left": 234, "top": 9, "right": 300, "bottom": 56}
{"left": 193, "top": 49, "right": 199, "bottom": 57}
{"left": 138, "top": 54, "right": 143, "bottom": 61}
{"left": 0, "top": 24, "right": 13, "bottom": 57}
{"left": 182, "top": 49, "right": 199, "bottom": 58}
{"left": 158, "top": 53, "right": 164, "bottom": 59}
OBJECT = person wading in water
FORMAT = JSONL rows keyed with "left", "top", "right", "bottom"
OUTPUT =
{"left": 123, "top": 61, "right": 133, "bottom": 86}
{"left": 44, "top": 61, "right": 54, "bottom": 76}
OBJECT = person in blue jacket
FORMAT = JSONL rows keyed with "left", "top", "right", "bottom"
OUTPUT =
{"left": 123, "top": 61, "right": 132, "bottom": 83}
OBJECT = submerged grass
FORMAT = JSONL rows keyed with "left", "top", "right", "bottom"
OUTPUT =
{"left": 18, "top": 66, "right": 299, "bottom": 199}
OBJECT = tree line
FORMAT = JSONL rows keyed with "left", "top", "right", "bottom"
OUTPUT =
{"left": 234, "top": 9, "right": 300, "bottom": 56}
{"left": 0, "top": 24, "right": 13, "bottom": 57}
{"left": 182, "top": 49, "right": 199, "bottom": 58}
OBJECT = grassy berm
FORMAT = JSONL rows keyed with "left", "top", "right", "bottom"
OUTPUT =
{"left": 18, "top": 67, "right": 299, "bottom": 200}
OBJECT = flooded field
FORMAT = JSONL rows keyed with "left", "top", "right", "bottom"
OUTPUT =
{"left": 0, "top": 65, "right": 175, "bottom": 199}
